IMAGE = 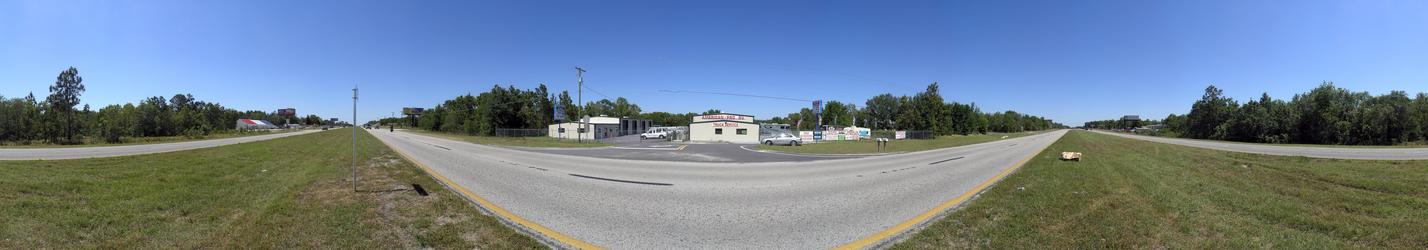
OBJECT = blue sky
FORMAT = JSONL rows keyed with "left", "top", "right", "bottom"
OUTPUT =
{"left": 3, "top": 0, "right": 1426, "bottom": 125}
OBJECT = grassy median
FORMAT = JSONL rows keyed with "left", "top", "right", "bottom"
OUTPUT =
{"left": 894, "top": 130, "right": 1428, "bottom": 249}
{"left": 757, "top": 132, "right": 1041, "bottom": 155}
{"left": 0, "top": 128, "right": 543, "bottom": 249}
{"left": 0, "top": 129, "right": 293, "bottom": 148}
{"left": 405, "top": 129, "right": 608, "bottom": 148}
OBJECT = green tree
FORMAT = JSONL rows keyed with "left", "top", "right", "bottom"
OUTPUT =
{"left": 45, "top": 67, "right": 86, "bottom": 144}
{"left": 914, "top": 82, "right": 946, "bottom": 133}
{"left": 1186, "top": 85, "right": 1236, "bottom": 139}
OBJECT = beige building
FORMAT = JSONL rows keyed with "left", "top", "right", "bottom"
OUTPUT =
{"left": 689, "top": 114, "right": 760, "bottom": 144}
{"left": 547, "top": 116, "right": 651, "bottom": 140}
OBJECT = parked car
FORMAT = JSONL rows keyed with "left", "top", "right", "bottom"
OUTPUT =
{"left": 641, "top": 128, "right": 671, "bottom": 140}
{"left": 763, "top": 133, "right": 802, "bottom": 146}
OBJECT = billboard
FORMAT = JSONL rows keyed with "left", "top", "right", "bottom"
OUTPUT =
{"left": 276, "top": 108, "right": 296, "bottom": 117}
{"left": 812, "top": 100, "right": 822, "bottom": 114}
{"left": 402, "top": 107, "right": 425, "bottom": 115}
{"left": 329, "top": 118, "right": 339, "bottom": 122}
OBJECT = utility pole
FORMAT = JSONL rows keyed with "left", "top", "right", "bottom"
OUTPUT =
{"left": 575, "top": 66, "right": 585, "bottom": 143}
{"left": 351, "top": 86, "right": 358, "bottom": 192}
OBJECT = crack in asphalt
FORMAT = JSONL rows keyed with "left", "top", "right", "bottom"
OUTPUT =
{"left": 926, "top": 156, "right": 965, "bottom": 165}
{"left": 568, "top": 173, "right": 674, "bottom": 186}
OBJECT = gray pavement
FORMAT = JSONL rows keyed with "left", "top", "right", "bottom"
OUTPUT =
{"left": 518, "top": 142, "right": 855, "bottom": 163}
{"left": 370, "top": 128, "right": 1068, "bottom": 249}
{"left": 1093, "top": 130, "right": 1428, "bottom": 160}
{"left": 0, "top": 130, "right": 321, "bottom": 160}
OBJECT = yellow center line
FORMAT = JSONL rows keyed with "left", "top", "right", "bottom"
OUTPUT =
{"left": 677, "top": 145, "right": 688, "bottom": 151}
{"left": 834, "top": 132, "right": 1060, "bottom": 250}
{"left": 376, "top": 134, "right": 603, "bottom": 250}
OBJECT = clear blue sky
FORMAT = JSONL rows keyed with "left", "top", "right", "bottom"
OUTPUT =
{"left": 3, "top": 0, "right": 1426, "bottom": 125}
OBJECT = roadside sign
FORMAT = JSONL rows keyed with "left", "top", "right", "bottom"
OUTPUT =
{"left": 812, "top": 100, "right": 822, "bottom": 114}
{"left": 554, "top": 105, "right": 566, "bottom": 122}
{"left": 800, "top": 131, "right": 814, "bottom": 142}
{"left": 813, "top": 131, "right": 823, "bottom": 140}
{"left": 895, "top": 131, "right": 906, "bottom": 140}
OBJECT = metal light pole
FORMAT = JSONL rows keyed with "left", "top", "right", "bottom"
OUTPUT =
{"left": 352, "top": 86, "right": 358, "bottom": 192}
{"left": 575, "top": 66, "right": 585, "bottom": 143}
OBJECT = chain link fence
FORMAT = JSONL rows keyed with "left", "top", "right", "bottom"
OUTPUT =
{"left": 492, "top": 128, "right": 547, "bottom": 137}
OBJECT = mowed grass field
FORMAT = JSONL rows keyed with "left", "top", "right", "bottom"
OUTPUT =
{"left": 0, "top": 129, "right": 293, "bottom": 148}
{"left": 896, "top": 130, "right": 1428, "bottom": 249}
{"left": 0, "top": 128, "right": 543, "bottom": 249}
{"left": 406, "top": 129, "right": 608, "bottom": 148}
{"left": 757, "top": 131, "right": 1042, "bottom": 154}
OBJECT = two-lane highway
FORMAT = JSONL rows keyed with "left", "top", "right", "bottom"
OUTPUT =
{"left": 0, "top": 130, "right": 321, "bottom": 160}
{"left": 1093, "top": 130, "right": 1428, "bottom": 160}
{"left": 370, "top": 128, "right": 1068, "bottom": 249}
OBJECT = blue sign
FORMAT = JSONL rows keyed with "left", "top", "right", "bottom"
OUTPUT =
{"left": 812, "top": 100, "right": 822, "bottom": 114}
{"left": 813, "top": 131, "right": 823, "bottom": 140}
{"left": 554, "top": 105, "right": 566, "bottom": 122}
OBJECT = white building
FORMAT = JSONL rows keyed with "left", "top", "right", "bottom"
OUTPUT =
{"left": 548, "top": 116, "right": 641, "bottom": 140}
{"left": 689, "top": 114, "right": 760, "bottom": 144}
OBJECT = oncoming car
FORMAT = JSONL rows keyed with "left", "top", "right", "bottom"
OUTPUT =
{"left": 762, "top": 133, "right": 802, "bottom": 146}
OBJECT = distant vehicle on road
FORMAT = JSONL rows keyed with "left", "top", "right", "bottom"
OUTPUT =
{"left": 763, "top": 133, "right": 802, "bottom": 146}
{"left": 641, "top": 127, "right": 673, "bottom": 140}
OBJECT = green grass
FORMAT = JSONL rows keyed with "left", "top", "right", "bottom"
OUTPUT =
{"left": 1125, "top": 130, "right": 1428, "bottom": 148}
{"left": 895, "top": 130, "right": 1428, "bottom": 249}
{"left": 756, "top": 131, "right": 1043, "bottom": 155}
{"left": 0, "top": 129, "right": 295, "bottom": 148}
{"left": 406, "top": 129, "right": 608, "bottom": 148}
{"left": 0, "top": 128, "right": 544, "bottom": 249}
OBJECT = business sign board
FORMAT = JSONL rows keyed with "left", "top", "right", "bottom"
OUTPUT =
{"left": 402, "top": 107, "right": 425, "bottom": 115}
{"left": 553, "top": 105, "right": 566, "bottom": 122}
{"left": 813, "top": 131, "right": 823, "bottom": 140}
{"left": 812, "top": 100, "right": 822, "bottom": 115}
{"left": 692, "top": 114, "right": 753, "bottom": 123}
{"left": 895, "top": 131, "right": 907, "bottom": 140}
{"left": 329, "top": 118, "right": 339, "bottom": 122}
{"left": 800, "top": 131, "right": 814, "bottom": 142}
{"left": 276, "top": 108, "right": 296, "bottom": 117}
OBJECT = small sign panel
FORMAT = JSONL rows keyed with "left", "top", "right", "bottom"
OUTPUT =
{"left": 554, "top": 105, "right": 566, "bottom": 122}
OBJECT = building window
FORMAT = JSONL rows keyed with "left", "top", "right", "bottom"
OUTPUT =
{"left": 715, "top": 128, "right": 723, "bottom": 135}
{"left": 736, "top": 129, "right": 747, "bottom": 135}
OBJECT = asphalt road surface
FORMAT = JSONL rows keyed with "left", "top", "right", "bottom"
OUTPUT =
{"left": 1093, "top": 130, "right": 1428, "bottom": 160}
{"left": 0, "top": 130, "right": 321, "bottom": 160}
{"left": 517, "top": 143, "right": 856, "bottom": 162}
{"left": 370, "top": 128, "right": 1068, "bottom": 249}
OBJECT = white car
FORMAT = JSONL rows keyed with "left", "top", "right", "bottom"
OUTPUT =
{"left": 640, "top": 129, "right": 669, "bottom": 140}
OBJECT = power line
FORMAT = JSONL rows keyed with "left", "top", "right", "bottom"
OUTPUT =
{"left": 582, "top": 84, "right": 613, "bottom": 100}
{"left": 658, "top": 89, "right": 812, "bottom": 102}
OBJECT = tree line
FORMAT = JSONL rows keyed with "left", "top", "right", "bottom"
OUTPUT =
{"left": 413, "top": 83, "right": 694, "bottom": 136}
{"left": 1144, "top": 83, "right": 1428, "bottom": 145}
{"left": 765, "top": 83, "right": 1064, "bottom": 134}
{"left": 411, "top": 82, "right": 1064, "bottom": 137}
{"left": 0, "top": 67, "right": 325, "bottom": 145}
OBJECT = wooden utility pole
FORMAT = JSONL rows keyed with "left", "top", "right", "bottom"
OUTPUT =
{"left": 575, "top": 66, "right": 585, "bottom": 143}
